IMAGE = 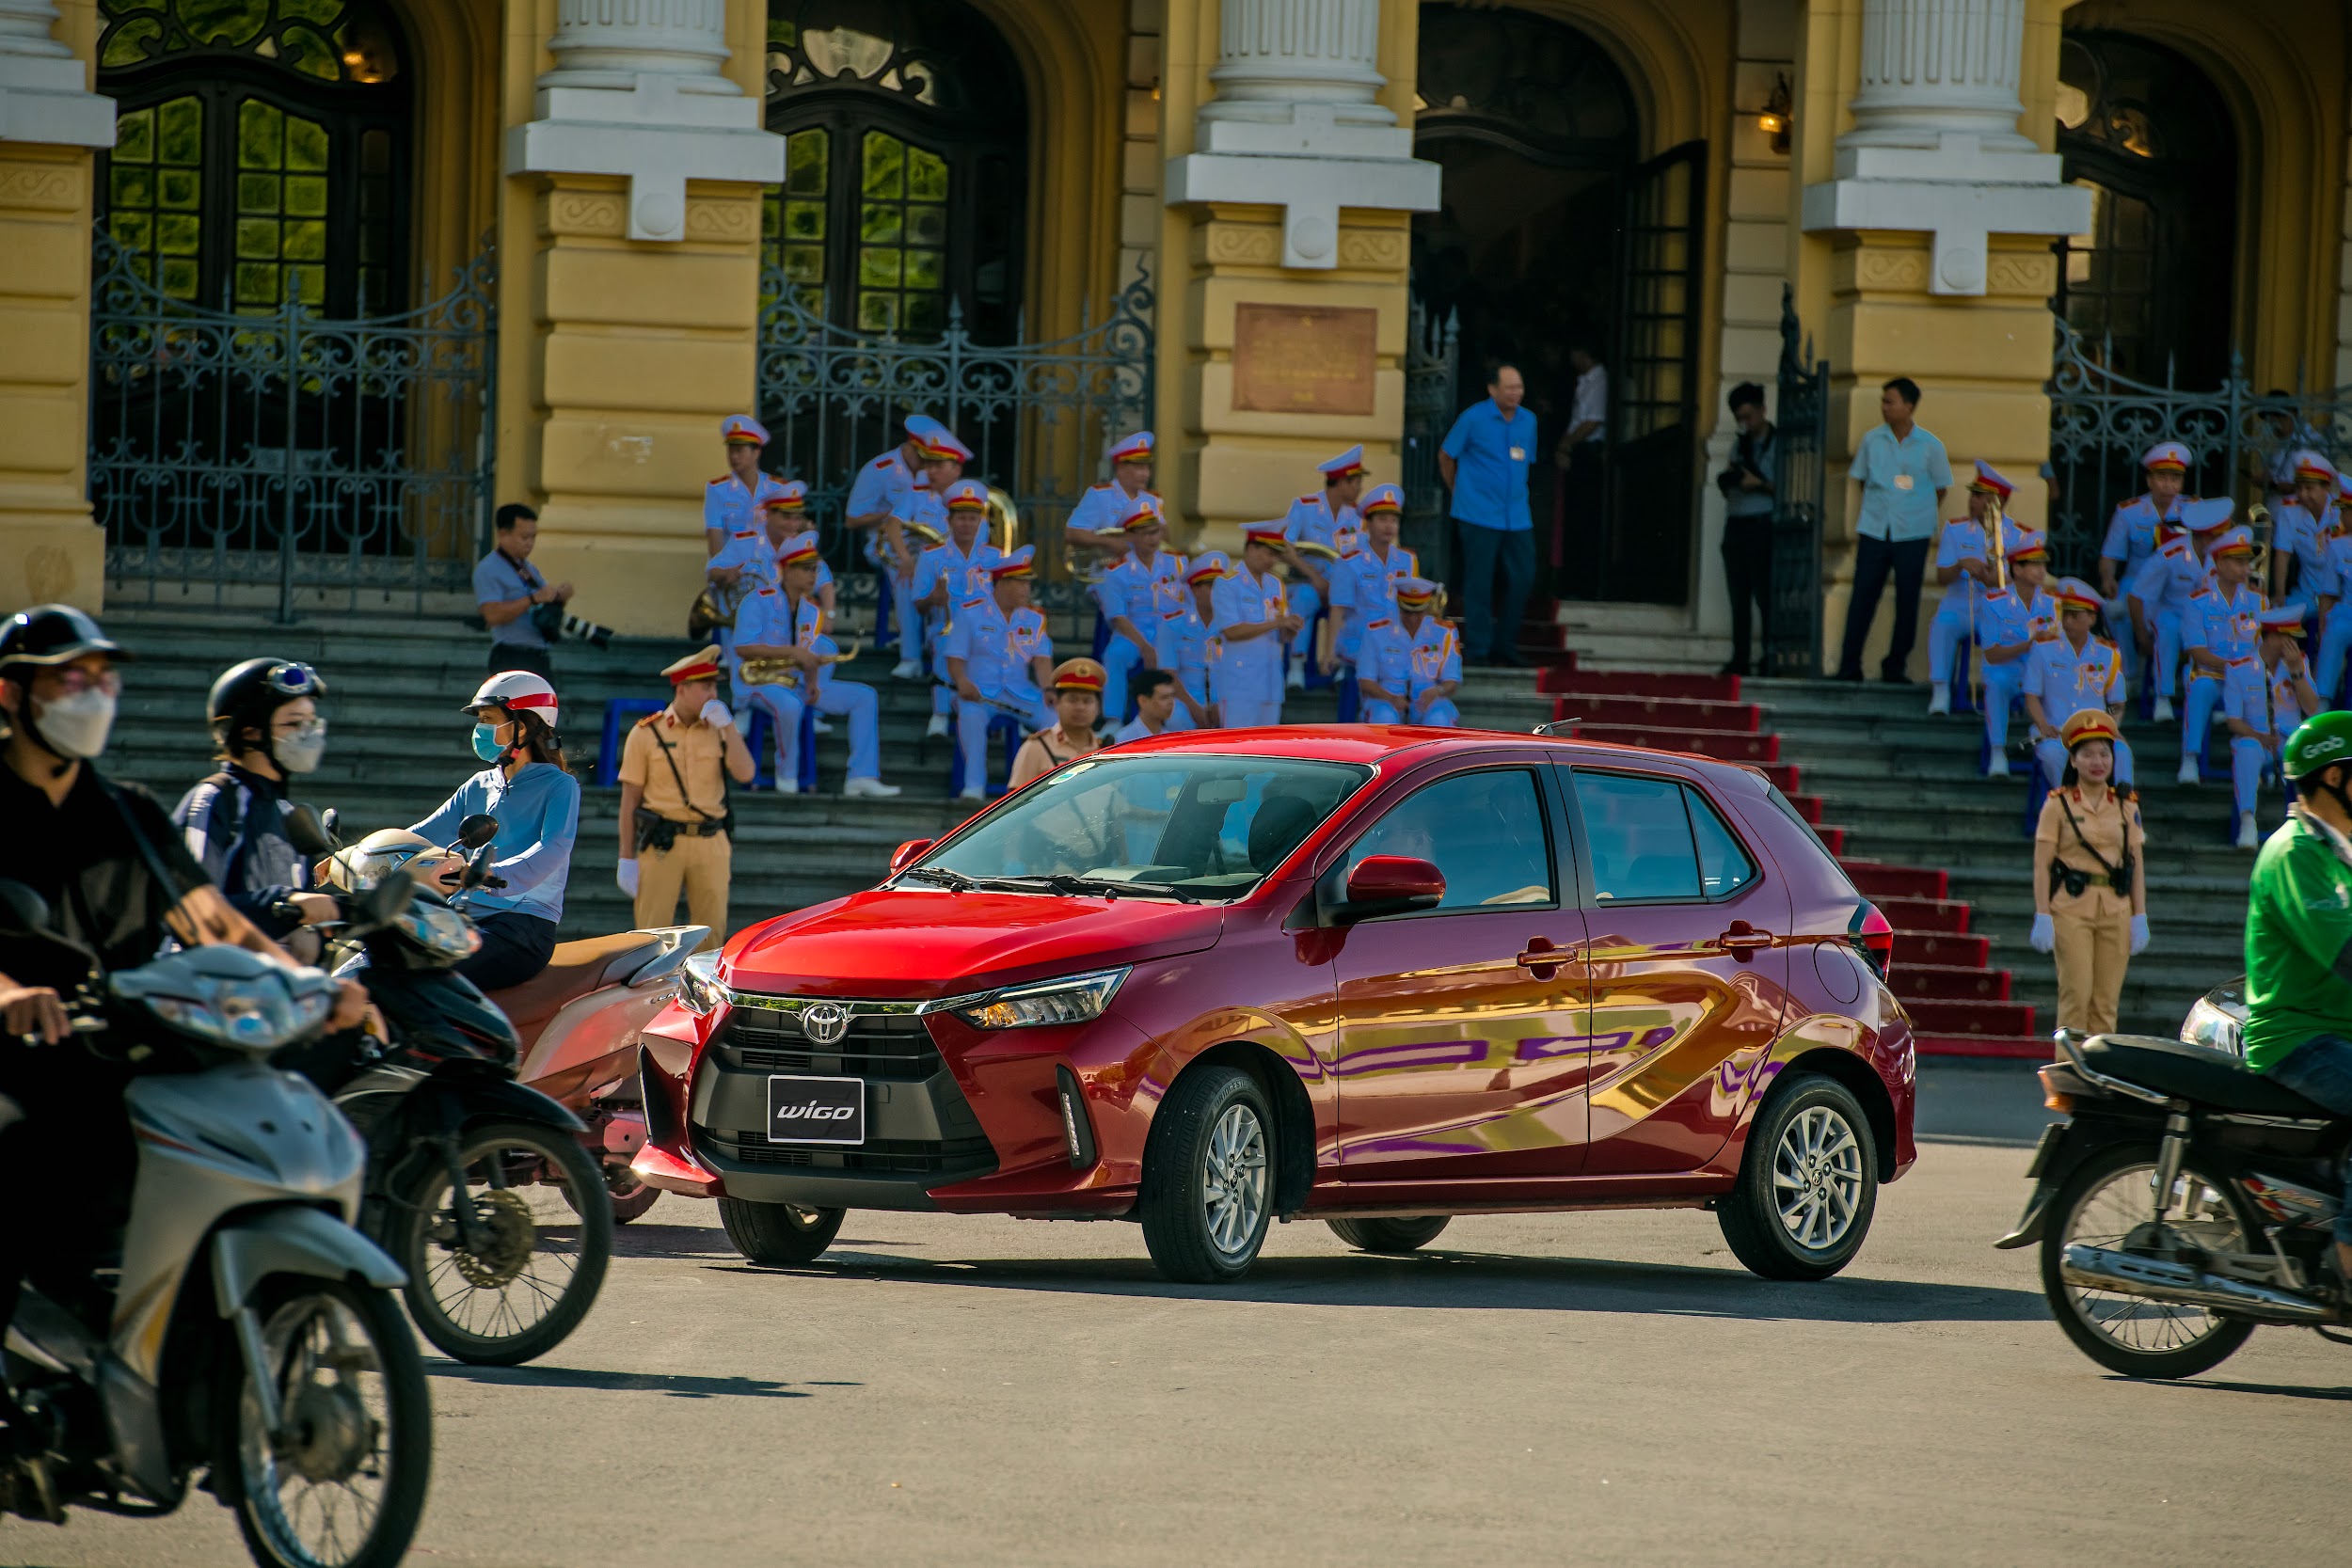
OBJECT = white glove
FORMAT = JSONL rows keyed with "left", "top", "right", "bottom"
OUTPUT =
{"left": 700, "top": 698, "right": 735, "bottom": 729}
{"left": 616, "top": 859, "right": 640, "bottom": 896}
{"left": 2029, "top": 912, "right": 2056, "bottom": 954}
{"left": 2129, "top": 913, "right": 2150, "bottom": 956}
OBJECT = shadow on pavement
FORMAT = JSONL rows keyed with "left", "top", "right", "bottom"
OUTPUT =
{"left": 426, "top": 1362, "right": 815, "bottom": 1399}
{"left": 705, "top": 1250, "right": 2046, "bottom": 1323}
{"left": 2129, "top": 1376, "right": 2352, "bottom": 1403}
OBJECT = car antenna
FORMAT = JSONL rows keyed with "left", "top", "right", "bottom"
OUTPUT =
{"left": 1531, "top": 719, "right": 1580, "bottom": 736}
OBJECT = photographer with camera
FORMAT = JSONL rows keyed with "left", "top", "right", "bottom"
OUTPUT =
{"left": 475, "top": 502, "right": 571, "bottom": 680}
{"left": 1715, "top": 382, "right": 1777, "bottom": 677}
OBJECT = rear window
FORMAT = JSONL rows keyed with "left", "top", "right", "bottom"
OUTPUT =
{"left": 1759, "top": 781, "right": 1856, "bottom": 894}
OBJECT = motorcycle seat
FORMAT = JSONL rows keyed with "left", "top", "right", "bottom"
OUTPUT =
{"left": 483, "top": 931, "right": 670, "bottom": 1037}
{"left": 2077, "top": 1034, "right": 2335, "bottom": 1117}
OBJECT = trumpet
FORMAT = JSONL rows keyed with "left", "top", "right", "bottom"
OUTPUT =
{"left": 739, "top": 639, "right": 863, "bottom": 688}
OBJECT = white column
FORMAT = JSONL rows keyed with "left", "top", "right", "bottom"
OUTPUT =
{"left": 1165, "top": 0, "right": 1438, "bottom": 270}
{"left": 506, "top": 0, "right": 782, "bottom": 243}
{"left": 1800, "top": 0, "right": 2084, "bottom": 294}
{"left": 0, "top": 0, "right": 116, "bottom": 149}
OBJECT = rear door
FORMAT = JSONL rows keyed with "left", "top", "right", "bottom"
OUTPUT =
{"left": 1327, "top": 762, "right": 1594, "bottom": 1182}
{"left": 1561, "top": 766, "right": 1791, "bottom": 1175}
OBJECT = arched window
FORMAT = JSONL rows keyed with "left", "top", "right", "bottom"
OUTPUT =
{"left": 762, "top": 0, "right": 1025, "bottom": 341}
{"left": 96, "top": 0, "right": 410, "bottom": 316}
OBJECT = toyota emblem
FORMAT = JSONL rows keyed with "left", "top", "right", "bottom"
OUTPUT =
{"left": 800, "top": 1002, "right": 850, "bottom": 1046}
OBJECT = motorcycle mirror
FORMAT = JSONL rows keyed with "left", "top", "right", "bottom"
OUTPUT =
{"left": 282, "top": 803, "right": 339, "bottom": 857}
{"left": 358, "top": 867, "right": 414, "bottom": 931}
{"left": 322, "top": 806, "right": 341, "bottom": 841}
{"left": 459, "top": 842, "right": 498, "bottom": 891}
{"left": 455, "top": 814, "right": 500, "bottom": 850}
{"left": 0, "top": 879, "right": 53, "bottom": 938}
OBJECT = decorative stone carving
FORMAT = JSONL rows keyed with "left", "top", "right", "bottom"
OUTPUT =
{"left": 684, "top": 195, "right": 755, "bottom": 243}
{"left": 0, "top": 0, "right": 117, "bottom": 149}
{"left": 547, "top": 188, "right": 628, "bottom": 238}
{"left": 1335, "top": 227, "right": 1406, "bottom": 271}
{"left": 1204, "top": 223, "right": 1281, "bottom": 266}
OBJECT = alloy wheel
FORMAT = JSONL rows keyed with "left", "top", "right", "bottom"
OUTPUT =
{"left": 1200, "top": 1102, "right": 1268, "bottom": 1262}
{"left": 1772, "top": 1104, "right": 1865, "bottom": 1252}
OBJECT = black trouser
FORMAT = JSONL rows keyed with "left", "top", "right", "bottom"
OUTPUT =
{"left": 486, "top": 644, "right": 554, "bottom": 681}
{"left": 0, "top": 1047, "right": 136, "bottom": 1343}
{"left": 455, "top": 911, "right": 560, "bottom": 991}
{"left": 1836, "top": 533, "right": 1931, "bottom": 679}
{"left": 1456, "top": 521, "right": 1534, "bottom": 660}
{"left": 1721, "top": 515, "right": 1774, "bottom": 672}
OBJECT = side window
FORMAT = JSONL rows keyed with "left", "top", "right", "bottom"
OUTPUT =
{"left": 1572, "top": 771, "right": 1698, "bottom": 901}
{"left": 1688, "top": 788, "right": 1759, "bottom": 897}
{"left": 1343, "top": 768, "right": 1555, "bottom": 911}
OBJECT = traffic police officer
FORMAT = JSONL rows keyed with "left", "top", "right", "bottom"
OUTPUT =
{"left": 1326, "top": 483, "right": 1416, "bottom": 677}
{"left": 2267, "top": 451, "right": 2338, "bottom": 615}
{"left": 1974, "top": 530, "right": 2056, "bottom": 777}
{"left": 1213, "top": 523, "right": 1300, "bottom": 727}
{"left": 2176, "top": 523, "right": 2265, "bottom": 784}
{"left": 2221, "top": 605, "right": 2322, "bottom": 849}
{"left": 1358, "top": 578, "right": 1462, "bottom": 726}
{"left": 1066, "top": 430, "right": 1156, "bottom": 567}
{"left": 1927, "top": 459, "right": 2023, "bottom": 715}
{"left": 914, "top": 473, "right": 1000, "bottom": 738}
{"left": 615, "top": 646, "right": 754, "bottom": 950}
{"left": 2026, "top": 577, "right": 2133, "bottom": 788}
{"left": 706, "top": 415, "right": 787, "bottom": 559}
{"left": 1280, "top": 446, "right": 1367, "bottom": 687}
{"left": 1096, "top": 493, "right": 1184, "bottom": 726}
{"left": 942, "top": 545, "right": 1055, "bottom": 800}
{"left": 2126, "top": 495, "right": 2232, "bottom": 722}
{"left": 2098, "top": 439, "right": 2191, "bottom": 641}
{"left": 1167, "top": 551, "right": 1225, "bottom": 732}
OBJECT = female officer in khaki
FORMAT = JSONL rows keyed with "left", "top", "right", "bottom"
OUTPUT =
{"left": 2028, "top": 708, "right": 2150, "bottom": 1036}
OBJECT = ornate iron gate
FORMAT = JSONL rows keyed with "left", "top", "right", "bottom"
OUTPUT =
{"left": 89, "top": 228, "right": 496, "bottom": 620}
{"left": 1766, "top": 283, "right": 1829, "bottom": 678}
{"left": 754, "top": 264, "right": 1152, "bottom": 606}
{"left": 2046, "top": 321, "right": 2352, "bottom": 578}
{"left": 1401, "top": 293, "right": 1460, "bottom": 581}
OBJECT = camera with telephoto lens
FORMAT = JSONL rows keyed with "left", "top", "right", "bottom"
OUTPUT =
{"left": 530, "top": 601, "right": 613, "bottom": 648}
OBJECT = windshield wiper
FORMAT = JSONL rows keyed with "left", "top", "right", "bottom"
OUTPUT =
{"left": 975, "top": 874, "right": 1200, "bottom": 903}
{"left": 898, "top": 865, "right": 977, "bottom": 892}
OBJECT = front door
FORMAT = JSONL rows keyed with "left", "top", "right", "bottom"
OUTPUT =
{"left": 1329, "top": 764, "right": 1592, "bottom": 1184}
{"left": 1563, "top": 767, "right": 1791, "bottom": 1176}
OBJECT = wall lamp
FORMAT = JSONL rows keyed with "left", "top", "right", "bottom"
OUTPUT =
{"left": 1755, "top": 72, "right": 1792, "bottom": 155}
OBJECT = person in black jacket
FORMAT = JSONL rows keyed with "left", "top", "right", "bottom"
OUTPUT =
{"left": 1716, "top": 382, "right": 1778, "bottom": 675}
{"left": 171, "top": 657, "right": 339, "bottom": 957}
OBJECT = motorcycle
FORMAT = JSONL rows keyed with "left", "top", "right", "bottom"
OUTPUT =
{"left": 0, "top": 879, "right": 429, "bottom": 1568}
{"left": 311, "top": 821, "right": 618, "bottom": 1367}
{"left": 1998, "top": 1026, "right": 2352, "bottom": 1378}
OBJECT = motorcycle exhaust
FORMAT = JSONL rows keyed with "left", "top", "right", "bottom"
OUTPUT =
{"left": 2059, "top": 1243, "right": 2332, "bottom": 1324}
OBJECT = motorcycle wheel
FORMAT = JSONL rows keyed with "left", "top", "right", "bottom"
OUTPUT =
{"left": 395, "top": 1119, "right": 612, "bottom": 1367}
{"left": 220, "top": 1278, "right": 430, "bottom": 1568}
{"left": 2040, "top": 1142, "right": 2261, "bottom": 1379}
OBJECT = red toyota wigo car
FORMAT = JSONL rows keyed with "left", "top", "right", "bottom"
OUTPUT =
{"left": 631, "top": 726, "right": 1916, "bottom": 1283}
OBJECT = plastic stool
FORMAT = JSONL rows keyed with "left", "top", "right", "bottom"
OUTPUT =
{"left": 595, "top": 699, "right": 667, "bottom": 786}
{"left": 1948, "top": 634, "right": 1976, "bottom": 715}
{"left": 741, "top": 702, "right": 818, "bottom": 792}
{"left": 1090, "top": 610, "right": 1111, "bottom": 660}
{"left": 1300, "top": 605, "right": 1336, "bottom": 691}
{"left": 876, "top": 573, "right": 896, "bottom": 652}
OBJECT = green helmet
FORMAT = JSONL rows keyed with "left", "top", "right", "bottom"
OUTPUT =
{"left": 2283, "top": 711, "right": 2352, "bottom": 781}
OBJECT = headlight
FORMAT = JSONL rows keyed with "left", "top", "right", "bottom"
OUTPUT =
{"left": 2180, "top": 993, "right": 2245, "bottom": 1056}
{"left": 148, "top": 994, "right": 224, "bottom": 1043}
{"left": 398, "top": 901, "right": 482, "bottom": 961}
{"left": 678, "top": 951, "right": 727, "bottom": 1016}
{"left": 952, "top": 967, "right": 1129, "bottom": 1030}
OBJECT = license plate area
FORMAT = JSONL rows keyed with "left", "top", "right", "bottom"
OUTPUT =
{"left": 765, "top": 1074, "right": 866, "bottom": 1145}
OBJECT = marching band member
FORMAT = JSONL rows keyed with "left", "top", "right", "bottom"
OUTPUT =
{"left": 1926, "top": 460, "right": 2016, "bottom": 716}
{"left": 942, "top": 546, "right": 1054, "bottom": 802}
{"left": 914, "top": 475, "right": 1001, "bottom": 740}
{"left": 1066, "top": 430, "right": 1156, "bottom": 567}
{"left": 2175, "top": 524, "right": 2265, "bottom": 785}
{"left": 1168, "top": 551, "right": 1225, "bottom": 732}
{"left": 2222, "top": 605, "right": 2322, "bottom": 849}
{"left": 1095, "top": 493, "right": 1184, "bottom": 728}
{"left": 2026, "top": 577, "right": 2133, "bottom": 789}
{"left": 705, "top": 414, "right": 786, "bottom": 558}
{"left": 1358, "top": 578, "right": 1462, "bottom": 726}
{"left": 1973, "top": 530, "right": 2056, "bottom": 778}
{"left": 846, "top": 413, "right": 944, "bottom": 662}
{"left": 1279, "top": 446, "right": 1367, "bottom": 688}
{"left": 2267, "top": 451, "right": 2339, "bottom": 616}
{"left": 2311, "top": 504, "right": 2352, "bottom": 704}
{"left": 886, "top": 425, "right": 971, "bottom": 687}
{"left": 1212, "top": 523, "right": 1301, "bottom": 728}
{"left": 730, "top": 543, "right": 900, "bottom": 799}
{"left": 1325, "top": 482, "right": 1416, "bottom": 679}
{"left": 2124, "top": 495, "right": 2231, "bottom": 723}
{"left": 2098, "top": 440, "right": 2190, "bottom": 647}
{"left": 1008, "top": 659, "right": 1111, "bottom": 789}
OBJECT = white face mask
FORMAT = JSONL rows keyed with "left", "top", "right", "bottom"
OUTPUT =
{"left": 34, "top": 687, "right": 116, "bottom": 760}
{"left": 274, "top": 720, "right": 327, "bottom": 774}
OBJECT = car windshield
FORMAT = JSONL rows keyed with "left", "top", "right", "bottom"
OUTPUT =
{"left": 908, "top": 754, "right": 1374, "bottom": 901}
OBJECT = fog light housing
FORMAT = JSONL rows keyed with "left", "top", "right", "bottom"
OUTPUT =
{"left": 1057, "top": 1066, "right": 1097, "bottom": 1170}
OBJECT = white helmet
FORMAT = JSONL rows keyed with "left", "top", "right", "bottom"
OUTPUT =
{"left": 464, "top": 670, "right": 559, "bottom": 730}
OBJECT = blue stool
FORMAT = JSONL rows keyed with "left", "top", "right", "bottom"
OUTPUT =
{"left": 876, "top": 572, "right": 896, "bottom": 652}
{"left": 742, "top": 703, "right": 818, "bottom": 793}
{"left": 1949, "top": 634, "right": 1976, "bottom": 715}
{"left": 1090, "top": 610, "right": 1111, "bottom": 660}
{"left": 595, "top": 699, "right": 667, "bottom": 786}
{"left": 2017, "top": 750, "right": 2054, "bottom": 839}
{"left": 944, "top": 713, "right": 1025, "bottom": 799}
{"left": 1335, "top": 667, "right": 1360, "bottom": 722}
{"left": 1300, "top": 605, "right": 1337, "bottom": 691}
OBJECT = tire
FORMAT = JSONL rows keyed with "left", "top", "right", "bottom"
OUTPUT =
{"left": 395, "top": 1118, "right": 612, "bottom": 1367}
{"left": 561, "top": 1163, "right": 662, "bottom": 1226}
{"left": 1140, "top": 1065, "right": 1275, "bottom": 1284}
{"left": 1717, "top": 1071, "right": 1879, "bottom": 1281}
{"left": 717, "top": 1199, "right": 846, "bottom": 1266}
{"left": 2038, "top": 1142, "right": 2261, "bottom": 1379}
{"left": 221, "top": 1278, "right": 431, "bottom": 1568}
{"left": 1327, "top": 1215, "right": 1451, "bottom": 1254}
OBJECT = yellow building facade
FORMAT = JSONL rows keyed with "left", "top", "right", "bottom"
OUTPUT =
{"left": 4, "top": 0, "right": 2348, "bottom": 669}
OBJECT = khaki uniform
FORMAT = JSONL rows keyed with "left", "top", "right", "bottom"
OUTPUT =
{"left": 2034, "top": 784, "right": 2145, "bottom": 1035}
{"left": 619, "top": 708, "right": 735, "bottom": 951}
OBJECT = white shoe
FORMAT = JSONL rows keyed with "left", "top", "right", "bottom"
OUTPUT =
{"left": 892, "top": 659, "right": 922, "bottom": 681}
{"left": 2177, "top": 752, "right": 2201, "bottom": 785}
{"left": 772, "top": 780, "right": 799, "bottom": 796}
{"left": 925, "top": 713, "right": 949, "bottom": 738}
{"left": 1982, "top": 754, "right": 2009, "bottom": 779}
{"left": 1927, "top": 682, "right": 1951, "bottom": 716}
{"left": 956, "top": 787, "right": 985, "bottom": 803}
{"left": 1285, "top": 663, "right": 1306, "bottom": 690}
{"left": 2153, "top": 696, "right": 2174, "bottom": 723}
{"left": 845, "top": 776, "right": 902, "bottom": 799}
{"left": 813, "top": 718, "right": 834, "bottom": 734}
{"left": 2236, "top": 812, "right": 2260, "bottom": 849}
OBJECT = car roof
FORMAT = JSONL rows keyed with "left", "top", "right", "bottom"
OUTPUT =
{"left": 1101, "top": 724, "right": 1771, "bottom": 790}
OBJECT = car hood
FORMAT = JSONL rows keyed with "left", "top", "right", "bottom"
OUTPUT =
{"left": 721, "top": 889, "right": 1226, "bottom": 1000}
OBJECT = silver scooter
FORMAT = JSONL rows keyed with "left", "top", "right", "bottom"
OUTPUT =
{"left": 0, "top": 877, "right": 430, "bottom": 1568}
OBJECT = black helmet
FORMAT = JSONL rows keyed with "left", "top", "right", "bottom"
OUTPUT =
{"left": 208, "top": 657, "right": 326, "bottom": 750}
{"left": 0, "top": 604, "right": 127, "bottom": 679}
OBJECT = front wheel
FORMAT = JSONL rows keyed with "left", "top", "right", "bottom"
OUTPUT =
{"left": 1716, "top": 1072, "right": 1879, "bottom": 1281}
{"left": 1140, "top": 1066, "right": 1275, "bottom": 1284}
{"left": 2039, "top": 1142, "right": 2260, "bottom": 1379}
{"left": 718, "top": 1199, "right": 845, "bottom": 1266}
{"left": 221, "top": 1279, "right": 430, "bottom": 1568}
{"left": 395, "top": 1119, "right": 612, "bottom": 1367}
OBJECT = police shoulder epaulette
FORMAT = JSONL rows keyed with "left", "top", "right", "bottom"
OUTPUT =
{"left": 2095, "top": 635, "right": 2117, "bottom": 649}
{"left": 755, "top": 586, "right": 777, "bottom": 596}
{"left": 635, "top": 710, "right": 665, "bottom": 729}
{"left": 1366, "top": 618, "right": 1391, "bottom": 630}
{"left": 1298, "top": 493, "right": 1319, "bottom": 504}
{"left": 708, "top": 475, "right": 730, "bottom": 485}
{"left": 1088, "top": 483, "right": 1111, "bottom": 493}
{"left": 873, "top": 456, "right": 896, "bottom": 469}
{"left": 959, "top": 594, "right": 986, "bottom": 610}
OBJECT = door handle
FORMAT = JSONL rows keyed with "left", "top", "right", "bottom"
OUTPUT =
{"left": 1516, "top": 937, "right": 1576, "bottom": 977}
{"left": 1715, "top": 922, "right": 1773, "bottom": 961}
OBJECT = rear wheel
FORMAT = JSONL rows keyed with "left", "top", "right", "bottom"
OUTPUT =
{"left": 1327, "top": 1216, "right": 1451, "bottom": 1254}
{"left": 2040, "top": 1143, "right": 2260, "bottom": 1379}
{"left": 717, "top": 1200, "right": 845, "bottom": 1266}
{"left": 1140, "top": 1066, "right": 1274, "bottom": 1284}
{"left": 1717, "top": 1072, "right": 1878, "bottom": 1281}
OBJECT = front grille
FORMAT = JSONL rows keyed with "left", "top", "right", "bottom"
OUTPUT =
{"left": 715, "top": 1003, "right": 942, "bottom": 1082}
{"left": 711, "top": 1131, "right": 995, "bottom": 1176}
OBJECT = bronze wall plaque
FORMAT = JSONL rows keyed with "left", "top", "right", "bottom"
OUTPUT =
{"left": 1232, "top": 304, "right": 1378, "bottom": 416}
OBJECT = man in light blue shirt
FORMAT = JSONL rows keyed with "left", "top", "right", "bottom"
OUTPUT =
{"left": 1835, "top": 376, "right": 1950, "bottom": 682}
{"left": 1438, "top": 362, "right": 1537, "bottom": 668}
{"left": 472, "top": 504, "right": 570, "bottom": 682}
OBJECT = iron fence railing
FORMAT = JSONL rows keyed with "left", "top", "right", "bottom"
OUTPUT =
{"left": 1401, "top": 294, "right": 1461, "bottom": 582}
{"left": 89, "top": 227, "right": 496, "bottom": 621}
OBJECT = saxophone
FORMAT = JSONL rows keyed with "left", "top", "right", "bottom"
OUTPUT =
{"left": 739, "top": 639, "right": 864, "bottom": 688}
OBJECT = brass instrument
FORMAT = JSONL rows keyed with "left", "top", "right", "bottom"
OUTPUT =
{"left": 739, "top": 639, "right": 863, "bottom": 688}
{"left": 686, "top": 587, "right": 734, "bottom": 640}
{"left": 987, "top": 483, "right": 1022, "bottom": 553}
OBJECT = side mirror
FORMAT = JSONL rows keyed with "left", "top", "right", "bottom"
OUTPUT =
{"left": 888, "top": 839, "right": 935, "bottom": 876}
{"left": 1335, "top": 856, "right": 1446, "bottom": 923}
{"left": 459, "top": 842, "right": 501, "bottom": 890}
{"left": 0, "top": 879, "right": 53, "bottom": 939}
{"left": 455, "top": 814, "right": 500, "bottom": 850}
{"left": 356, "top": 868, "right": 414, "bottom": 932}
{"left": 283, "top": 803, "right": 338, "bottom": 857}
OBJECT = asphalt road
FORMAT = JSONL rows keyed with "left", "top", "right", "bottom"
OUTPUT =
{"left": 18, "top": 1063, "right": 2347, "bottom": 1568}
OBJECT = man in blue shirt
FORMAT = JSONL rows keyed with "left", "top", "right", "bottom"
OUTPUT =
{"left": 1438, "top": 362, "right": 1537, "bottom": 668}
{"left": 473, "top": 504, "right": 570, "bottom": 681}
{"left": 1835, "top": 376, "right": 1951, "bottom": 683}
